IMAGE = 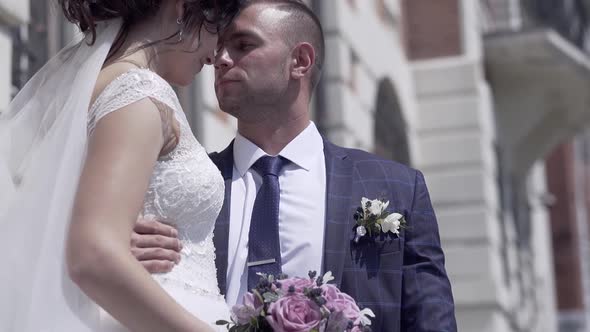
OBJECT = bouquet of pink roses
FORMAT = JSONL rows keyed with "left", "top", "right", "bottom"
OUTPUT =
{"left": 216, "top": 271, "right": 375, "bottom": 332}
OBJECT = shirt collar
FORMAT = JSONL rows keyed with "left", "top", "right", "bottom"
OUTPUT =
{"left": 233, "top": 121, "right": 324, "bottom": 177}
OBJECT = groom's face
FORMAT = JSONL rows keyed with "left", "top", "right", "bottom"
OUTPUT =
{"left": 213, "top": 4, "right": 293, "bottom": 120}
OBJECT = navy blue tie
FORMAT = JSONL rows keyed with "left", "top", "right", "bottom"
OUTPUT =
{"left": 247, "top": 155, "right": 288, "bottom": 289}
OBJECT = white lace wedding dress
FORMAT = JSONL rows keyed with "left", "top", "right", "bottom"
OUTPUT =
{"left": 88, "top": 67, "right": 229, "bottom": 331}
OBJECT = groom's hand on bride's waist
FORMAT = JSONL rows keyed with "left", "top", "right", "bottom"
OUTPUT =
{"left": 131, "top": 216, "right": 183, "bottom": 274}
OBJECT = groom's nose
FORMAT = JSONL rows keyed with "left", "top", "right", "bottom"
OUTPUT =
{"left": 214, "top": 47, "right": 233, "bottom": 70}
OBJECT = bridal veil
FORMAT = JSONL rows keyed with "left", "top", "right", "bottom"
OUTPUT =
{"left": 0, "top": 19, "right": 122, "bottom": 331}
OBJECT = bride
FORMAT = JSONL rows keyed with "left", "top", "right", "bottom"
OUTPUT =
{"left": 0, "top": 0, "right": 241, "bottom": 331}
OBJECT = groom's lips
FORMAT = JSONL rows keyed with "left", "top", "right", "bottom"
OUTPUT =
{"left": 215, "top": 79, "right": 241, "bottom": 92}
{"left": 216, "top": 79, "right": 240, "bottom": 88}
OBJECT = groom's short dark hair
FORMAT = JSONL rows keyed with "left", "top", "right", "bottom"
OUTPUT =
{"left": 243, "top": 0, "right": 325, "bottom": 90}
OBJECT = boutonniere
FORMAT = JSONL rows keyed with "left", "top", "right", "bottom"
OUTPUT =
{"left": 353, "top": 197, "right": 407, "bottom": 242}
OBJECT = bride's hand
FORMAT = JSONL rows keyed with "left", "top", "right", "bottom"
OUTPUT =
{"left": 131, "top": 216, "right": 183, "bottom": 273}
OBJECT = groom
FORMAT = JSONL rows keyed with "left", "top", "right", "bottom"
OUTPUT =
{"left": 133, "top": 0, "right": 457, "bottom": 330}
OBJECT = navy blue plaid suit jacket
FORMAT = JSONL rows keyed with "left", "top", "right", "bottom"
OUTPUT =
{"left": 209, "top": 138, "right": 457, "bottom": 332}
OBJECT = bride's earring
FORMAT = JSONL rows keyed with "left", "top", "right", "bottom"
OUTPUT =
{"left": 176, "top": 18, "right": 184, "bottom": 43}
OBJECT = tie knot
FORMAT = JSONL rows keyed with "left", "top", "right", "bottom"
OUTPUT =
{"left": 252, "top": 155, "right": 287, "bottom": 177}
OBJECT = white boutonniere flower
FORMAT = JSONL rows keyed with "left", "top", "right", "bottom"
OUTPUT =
{"left": 381, "top": 213, "right": 403, "bottom": 235}
{"left": 358, "top": 308, "right": 376, "bottom": 326}
{"left": 361, "top": 197, "right": 389, "bottom": 217}
{"left": 321, "top": 271, "right": 335, "bottom": 284}
{"left": 353, "top": 197, "right": 407, "bottom": 242}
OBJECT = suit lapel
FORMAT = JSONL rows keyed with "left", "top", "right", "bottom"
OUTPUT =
{"left": 210, "top": 141, "right": 234, "bottom": 295}
{"left": 322, "top": 139, "right": 353, "bottom": 287}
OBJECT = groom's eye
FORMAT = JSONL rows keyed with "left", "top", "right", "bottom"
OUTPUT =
{"left": 236, "top": 41, "right": 255, "bottom": 51}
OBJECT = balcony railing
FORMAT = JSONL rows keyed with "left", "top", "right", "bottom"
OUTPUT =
{"left": 481, "top": 0, "right": 590, "bottom": 51}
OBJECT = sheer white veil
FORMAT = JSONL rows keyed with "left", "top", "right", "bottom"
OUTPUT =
{"left": 0, "top": 19, "right": 122, "bottom": 331}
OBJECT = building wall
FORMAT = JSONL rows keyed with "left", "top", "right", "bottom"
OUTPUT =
{"left": 547, "top": 135, "right": 590, "bottom": 332}
{"left": 404, "top": 0, "right": 512, "bottom": 331}
{"left": 528, "top": 162, "right": 558, "bottom": 332}
{"left": 313, "top": 0, "right": 417, "bottom": 155}
{"left": 0, "top": 27, "right": 11, "bottom": 113}
{"left": 547, "top": 144, "right": 585, "bottom": 313}
{"left": 0, "top": 1, "right": 30, "bottom": 112}
{"left": 403, "top": 0, "right": 462, "bottom": 59}
{"left": 572, "top": 133, "right": 590, "bottom": 332}
{"left": 405, "top": 0, "right": 558, "bottom": 331}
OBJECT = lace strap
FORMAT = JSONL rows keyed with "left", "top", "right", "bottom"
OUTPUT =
{"left": 87, "top": 68, "right": 181, "bottom": 152}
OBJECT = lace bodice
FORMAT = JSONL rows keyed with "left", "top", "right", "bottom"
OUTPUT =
{"left": 87, "top": 68, "right": 225, "bottom": 299}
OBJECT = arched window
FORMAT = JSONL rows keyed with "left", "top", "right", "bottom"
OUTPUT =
{"left": 373, "top": 79, "right": 410, "bottom": 165}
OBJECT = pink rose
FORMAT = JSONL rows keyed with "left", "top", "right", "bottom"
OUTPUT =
{"left": 321, "top": 284, "right": 361, "bottom": 321}
{"left": 266, "top": 293, "right": 323, "bottom": 332}
{"left": 231, "top": 304, "right": 258, "bottom": 325}
{"left": 321, "top": 284, "right": 356, "bottom": 303}
{"left": 279, "top": 276, "right": 315, "bottom": 293}
{"left": 328, "top": 298, "right": 360, "bottom": 321}
{"left": 231, "top": 292, "right": 263, "bottom": 324}
{"left": 320, "top": 283, "right": 343, "bottom": 302}
{"left": 242, "top": 292, "right": 263, "bottom": 310}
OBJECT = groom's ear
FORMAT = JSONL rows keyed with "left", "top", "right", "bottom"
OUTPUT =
{"left": 290, "top": 42, "right": 315, "bottom": 81}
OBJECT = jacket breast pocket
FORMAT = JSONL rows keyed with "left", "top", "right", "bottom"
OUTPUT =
{"left": 377, "top": 237, "right": 401, "bottom": 255}
{"left": 375, "top": 237, "right": 403, "bottom": 271}
{"left": 350, "top": 236, "right": 402, "bottom": 271}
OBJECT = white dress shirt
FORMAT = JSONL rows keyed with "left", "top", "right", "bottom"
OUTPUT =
{"left": 225, "top": 122, "right": 327, "bottom": 305}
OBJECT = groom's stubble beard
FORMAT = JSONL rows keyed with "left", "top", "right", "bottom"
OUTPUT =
{"left": 217, "top": 71, "right": 291, "bottom": 124}
{"left": 218, "top": 96, "right": 285, "bottom": 125}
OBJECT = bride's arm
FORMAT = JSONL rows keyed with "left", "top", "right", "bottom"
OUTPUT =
{"left": 66, "top": 98, "right": 211, "bottom": 332}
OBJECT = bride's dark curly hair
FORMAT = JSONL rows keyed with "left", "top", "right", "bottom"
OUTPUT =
{"left": 58, "top": 0, "right": 242, "bottom": 55}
